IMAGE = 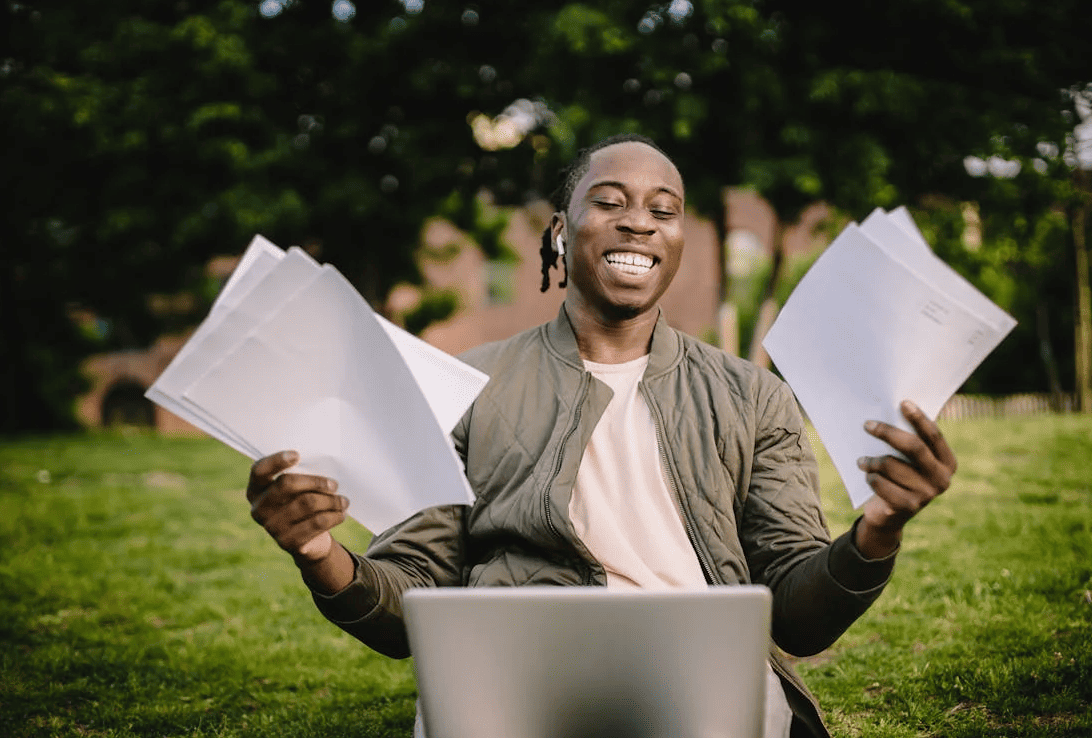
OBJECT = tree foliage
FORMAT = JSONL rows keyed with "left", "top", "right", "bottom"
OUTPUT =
{"left": 2, "top": 0, "right": 1089, "bottom": 431}
{"left": 923, "top": 85, "right": 1092, "bottom": 398}
{"left": 1, "top": 0, "right": 534, "bottom": 431}
{"left": 496, "top": 1, "right": 1090, "bottom": 375}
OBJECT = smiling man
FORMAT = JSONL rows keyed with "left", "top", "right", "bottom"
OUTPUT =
{"left": 246, "top": 133, "right": 958, "bottom": 737}
{"left": 557, "top": 138, "right": 685, "bottom": 338}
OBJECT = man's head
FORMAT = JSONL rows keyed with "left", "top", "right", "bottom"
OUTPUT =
{"left": 539, "top": 134, "right": 678, "bottom": 292}
{"left": 551, "top": 133, "right": 674, "bottom": 215}
{"left": 544, "top": 135, "right": 685, "bottom": 324}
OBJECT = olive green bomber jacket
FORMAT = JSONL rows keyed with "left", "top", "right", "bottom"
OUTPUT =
{"left": 310, "top": 307, "right": 898, "bottom": 737}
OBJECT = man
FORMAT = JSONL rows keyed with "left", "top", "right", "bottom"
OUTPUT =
{"left": 246, "top": 134, "right": 957, "bottom": 737}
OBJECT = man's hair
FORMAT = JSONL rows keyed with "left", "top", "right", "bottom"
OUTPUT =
{"left": 539, "top": 133, "right": 675, "bottom": 292}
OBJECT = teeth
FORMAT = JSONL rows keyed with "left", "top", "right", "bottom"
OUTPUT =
{"left": 605, "top": 252, "right": 654, "bottom": 274}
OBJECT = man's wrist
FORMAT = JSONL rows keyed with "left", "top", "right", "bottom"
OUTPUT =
{"left": 296, "top": 539, "right": 356, "bottom": 595}
{"left": 854, "top": 517, "right": 903, "bottom": 560}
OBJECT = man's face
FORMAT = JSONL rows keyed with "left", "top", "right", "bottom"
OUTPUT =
{"left": 561, "top": 141, "right": 685, "bottom": 323}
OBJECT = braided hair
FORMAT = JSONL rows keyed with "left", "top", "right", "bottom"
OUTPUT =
{"left": 539, "top": 133, "right": 672, "bottom": 292}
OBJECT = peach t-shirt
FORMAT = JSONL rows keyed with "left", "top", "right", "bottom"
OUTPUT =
{"left": 568, "top": 355, "right": 792, "bottom": 738}
{"left": 570, "top": 355, "right": 707, "bottom": 588}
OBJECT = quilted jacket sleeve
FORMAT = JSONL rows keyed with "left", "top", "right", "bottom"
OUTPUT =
{"left": 740, "top": 378, "right": 898, "bottom": 657}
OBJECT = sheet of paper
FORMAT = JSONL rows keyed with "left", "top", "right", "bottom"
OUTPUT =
{"left": 174, "top": 247, "right": 323, "bottom": 446}
{"left": 146, "top": 237, "right": 290, "bottom": 455}
{"left": 763, "top": 217, "right": 1016, "bottom": 508}
{"left": 887, "top": 206, "right": 930, "bottom": 249}
{"left": 211, "top": 235, "right": 285, "bottom": 316}
{"left": 149, "top": 238, "right": 487, "bottom": 442}
{"left": 146, "top": 235, "right": 296, "bottom": 452}
{"left": 860, "top": 209, "right": 1015, "bottom": 334}
{"left": 147, "top": 245, "right": 323, "bottom": 456}
{"left": 182, "top": 265, "right": 478, "bottom": 533}
{"left": 375, "top": 315, "right": 489, "bottom": 435}
{"left": 146, "top": 235, "right": 489, "bottom": 531}
{"left": 859, "top": 209, "right": 1018, "bottom": 398}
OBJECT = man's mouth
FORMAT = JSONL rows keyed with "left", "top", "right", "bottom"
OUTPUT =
{"left": 604, "top": 251, "right": 655, "bottom": 276}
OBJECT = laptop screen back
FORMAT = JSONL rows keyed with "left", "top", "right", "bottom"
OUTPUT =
{"left": 403, "top": 585, "right": 772, "bottom": 738}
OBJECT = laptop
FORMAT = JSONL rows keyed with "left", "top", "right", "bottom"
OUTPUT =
{"left": 403, "top": 585, "right": 772, "bottom": 738}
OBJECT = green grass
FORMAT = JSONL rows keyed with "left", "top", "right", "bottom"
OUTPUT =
{"left": 2, "top": 416, "right": 1090, "bottom": 736}
{"left": 0, "top": 433, "right": 409, "bottom": 737}
{"left": 801, "top": 415, "right": 1092, "bottom": 737}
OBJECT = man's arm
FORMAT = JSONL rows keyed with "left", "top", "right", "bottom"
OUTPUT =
{"left": 246, "top": 450, "right": 468, "bottom": 658}
{"left": 777, "top": 401, "right": 956, "bottom": 655}
{"left": 310, "top": 504, "right": 469, "bottom": 658}
{"left": 740, "top": 384, "right": 957, "bottom": 657}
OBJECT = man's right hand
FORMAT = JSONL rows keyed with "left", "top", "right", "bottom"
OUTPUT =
{"left": 246, "top": 450, "right": 349, "bottom": 566}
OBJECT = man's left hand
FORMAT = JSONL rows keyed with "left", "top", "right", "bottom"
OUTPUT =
{"left": 854, "top": 400, "right": 958, "bottom": 559}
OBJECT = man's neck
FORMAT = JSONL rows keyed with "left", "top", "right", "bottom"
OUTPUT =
{"left": 565, "top": 299, "right": 659, "bottom": 364}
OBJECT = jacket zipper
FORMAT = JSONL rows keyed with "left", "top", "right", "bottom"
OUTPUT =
{"left": 641, "top": 382, "right": 720, "bottom": 586}
{"left": 543, "top": 372, "right": 590, "bottom": 543}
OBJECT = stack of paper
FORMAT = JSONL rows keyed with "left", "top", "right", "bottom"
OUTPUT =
{"left": 146, "top": 236, "right": 490, "bottom": 533}
{"left": 763, "top": 207, "right": 1017, "bottom": 508}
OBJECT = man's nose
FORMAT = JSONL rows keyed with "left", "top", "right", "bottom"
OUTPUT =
{"left": 615, "top": 206, "right": 656, "bottom": 234}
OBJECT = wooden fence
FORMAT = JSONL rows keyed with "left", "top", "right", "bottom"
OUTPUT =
{"left": 937, "top": 393, "right": 1080, "bottom": 420}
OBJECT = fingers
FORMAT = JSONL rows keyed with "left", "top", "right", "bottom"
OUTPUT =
{"left": 862, "top": 402, "right": 955, "bottom": 493}
{"left": 857, "top": 453, "right": 932, "bottom": 495}
{"left": 245, "top": 451, "right": 348, "bottom": 558}
{"left": 258, "top": 492, "right": 349, "bottom": 554}
{"left": 857, "top": 455, "right": 939, "bottom": 519}
{"left": 858, "top": 400, "right": 959, "bottom": 530}
{"left": 899, "top": 400, "right": 958, "bottom": 475}
{"left": 251, "top": 467, "right": 338, "bottom": 511}
{"left": 251, "top": 472, "right": 343, "bottom": 527}
{"left": 247, "top": 450, "right": 300, "bottom": 503}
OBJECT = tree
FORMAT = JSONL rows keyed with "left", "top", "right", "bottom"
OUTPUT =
{"left": 0, "top": 0, "right": 536, "bottom": 431}
{"left": 5, "top": 0, "right": 1090, "bottom": 431}
{"left": 938, "top": 83, "right": 1092, "bottom": 406}
{"left": 502, "top": 0, "right": 1091, "bottom": 374}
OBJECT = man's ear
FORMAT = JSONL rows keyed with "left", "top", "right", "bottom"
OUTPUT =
{"left": 550, "top": 213, "right": 564, "bottom": 240}
{"left": 539, "top": 213, "right": 569, "bottom": 292}
{"left": 550, "top": 213, "right": 566, "bottom": 253}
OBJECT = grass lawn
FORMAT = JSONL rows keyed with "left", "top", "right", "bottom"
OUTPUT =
{"left": 1, "top": 415, "right": 1090, "bottom": 736}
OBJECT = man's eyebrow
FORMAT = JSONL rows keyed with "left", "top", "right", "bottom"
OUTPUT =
{"left": 586, "top": 180, "right": 683, "bottom": 199}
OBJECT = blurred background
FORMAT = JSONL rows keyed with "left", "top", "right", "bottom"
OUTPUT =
{"left": 3, "top": 0, "right": 1090, "bottom": 434}
{"left": 3, "top": 5, "right": 1091, "bottom": 736}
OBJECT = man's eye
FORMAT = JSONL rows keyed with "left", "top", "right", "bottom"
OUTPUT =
{"left": 651, "top": 208, "right": 677, "bottom": 219}
{"left": 594, "top": 200, "right": 623, "bottom": 209}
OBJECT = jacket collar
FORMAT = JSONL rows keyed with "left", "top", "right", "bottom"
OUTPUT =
{"left": 543, "top": 305, "right": 684, "bottom": 377}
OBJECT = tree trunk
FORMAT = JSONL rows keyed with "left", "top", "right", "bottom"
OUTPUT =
{"left": 715, "top": 188, "right": 738, "bottom": 355}
{"left": 1074, "top": 169, "right": 1092, "bottom": 413}
{"left": 716, "top": 187, "right": 730, "bottom": 307}
{"left": 1035, "top": 301, "right": 1065, "bottom": 411}
{"left": 747, "top": 218, "right": 786, "bottom": 369}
